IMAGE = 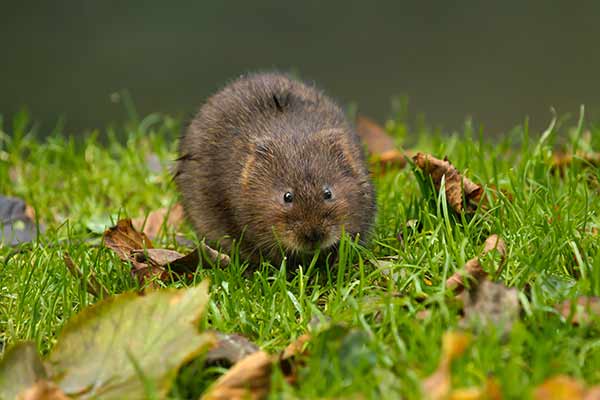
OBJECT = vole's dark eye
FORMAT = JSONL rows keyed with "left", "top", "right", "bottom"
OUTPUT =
{"left": 323, "top": 187, "right": 333, "bottom": 200}
{"left": 283, "top": 192, "right": 294, "bottom": 203}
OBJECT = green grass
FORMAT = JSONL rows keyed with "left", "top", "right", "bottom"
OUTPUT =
{"left": 1, "top": 109, "right": 600, "bottom": 399}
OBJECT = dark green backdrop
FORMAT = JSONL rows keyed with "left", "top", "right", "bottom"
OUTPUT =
{"left": 1, "top": 1, "right": 599, "bottom": 135}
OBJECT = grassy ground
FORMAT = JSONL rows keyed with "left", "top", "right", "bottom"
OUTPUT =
{"left": 1, "top": 109, "right": 599, "bottom": 399}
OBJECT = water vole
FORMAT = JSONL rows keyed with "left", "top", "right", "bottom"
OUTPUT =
{"left": 175, "top": 73, "right": 376, "bottom": 265}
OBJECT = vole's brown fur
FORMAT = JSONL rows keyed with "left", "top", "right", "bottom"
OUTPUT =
{"left": 175, "top": 73, "right": 375, "bottom": 265}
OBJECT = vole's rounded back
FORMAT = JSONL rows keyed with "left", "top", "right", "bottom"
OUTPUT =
{"left": 175, "top": 73, "right": 375, "bottom": 264}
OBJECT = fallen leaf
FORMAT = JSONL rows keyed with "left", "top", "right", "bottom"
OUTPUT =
{"left": 104, "top": 219, "right": 229, "bottom": 285}
{"left": 378, "top": 149, "right": 409, "bottom": 168}
{"left": 555, "top": 296, "right": 600, "bottom": 325}
{"left": 413, "top": 153, "right": 483, "bottom": 214}
{"left": 134, "top": 246, "right": 228, "bottom": 275}
{"left": 279, "top": 334, "right": 312, "bottom": 385}
{"left": 0, "top": 342, "right": 47, "bottom": 400}
{"left": 46, "top": 281, "right": 214, "bottom": 399}
{"left": 198, "top": 241, "right": 231, "bottom": 268}
{"left": 446, "top": 235, "right": 507, "bottom": 294}
{"left": 422, "top": 331, "right": 471, "bottom": 400}
{"left": 355, "top": 115, "right": 409, "bottom": 170}
{"left": 449, "top": 387, "right": 485, "bottom": 400}
{"left": 103, "top": 219, "right": 163, "bottom": 285}
{"left": 205, "top": 333, "right": 260, "bottom": 366}
{"left": 533, "top": 375, "right": 585, "bottom": 400}
{"left": 0, "top": 195, "right": 45, "bottom": 246}
{"left": 132, "top": 203, "right": 184, "bottom": 239}
{"left": 202, "top": 332, "right": 312, "bottom": 400}
{"left": 585, "top": 386, "right": 600, "bottom": 400}
{"left": 355, "top": 115, "right": 396, "bottom": 155}
{"left": 18, "top": 380, "right": 70, "bottom": 400}
{"left": 202, "top": 351, "right": 273, "bottom": 400}
{"left": 551, "top": 151, "right": 600, "bottom": 174}
{"left": 103, "top": 219, "right": 153, "bottom": 259}
{"left": 280, "top": 334, "right": 311, "bottom": 361}
{"left": 416, "top": 310, "right": 431, "bottom": 321}
{"left": 449, "top": 377, "right": 502, "bottom": 400}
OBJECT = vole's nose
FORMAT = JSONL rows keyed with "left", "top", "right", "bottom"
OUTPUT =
{"left": 303, "top": 229, "right": 324, "bottom": 245}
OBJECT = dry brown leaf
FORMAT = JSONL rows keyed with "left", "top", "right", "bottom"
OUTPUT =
{"left": 446, "top": 235, "right": 506, "bottom": 294}
{"left": 281, "top": 334, "right": 311, "bottom": 360}
{"left": 356, "top": 115, "right": 396, "bottom": 155}
{"left": 551, "top": 151, "right": 600, "bottom": 173}
{"left": 446, "top": 258, "right": 488, "bottom": 295}
{"left": 355, "top": 115, "right": 409, "bottom": 170}
{"left": 422, "top": 331, "right": 471, "bottom": 400}
{"left": 132, "top": 203, "right": 184, "bottom": 239}
{"left": 279, "top": 334, "right": 311, "bottom": 385}
{"left": 533, "top": 375, "right": 585, "bottom": 400}
{"left": 449, "top": 387, "right": 486, "bottom": 400}
{"left": 449, "top": 377, "right": 502, "bottom": 400}
{"left": 442, "top": 331, "right": 471, "bottom": 361}
{"left": 413, "top": 153, "right": 483, "bottom": 214}
{"left": 202, "top": 351, "right": 273, "bottom": 400}
{"left": 585, "top": 386, "right": 600, "bottom": 400}
{"left": 198, "top": 241, "right": 231, "bottom": 267}
{"left": 18, "top": 380, "right": 70, "bottom": 400}
{"left": 202, "top": 333, "right": 311, "bottom": 400}
{"left": 103, "top": 219, "right": 163, "bottom": 285}
{"left": 24, "top": 204, "right": 37, "bottom": 222}
{"left": 416, "top": 310, "right": 431, "bottom": 321}
{"left": 555, "top": 296, "right": 600, "bottom": 325}
{"left": 103, "top": 219, "right": 153, "bottom": 259}
{"left": 378, "top": 149, "right": 410, "bottom": 168}
{"left": 103, "top": 219, "right": 228, "bottom": 285}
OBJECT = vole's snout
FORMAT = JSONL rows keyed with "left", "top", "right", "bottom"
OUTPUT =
{"left": 302, "top": 229, "right": 325, "bottom": 246}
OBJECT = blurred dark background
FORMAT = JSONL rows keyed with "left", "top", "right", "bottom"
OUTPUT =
{"left": 1, "top": 1, "right": 599, "bottom": 136}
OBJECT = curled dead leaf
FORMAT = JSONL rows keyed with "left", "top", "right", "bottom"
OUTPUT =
{"left": 103, "top": 219, "right": 228, "bottom": 286}
{"left": 533, "top": 375, "right": 585, "bottom": 400}
{"left": 202, "top": 351, "right": 273, "bottom": 400}
{"left": 413, "top": 153, "right": 483, "bottom": 214}
{"left": 281, "top": 334, "right": 311, "bottom": 360}
{"left": 18, "top": 380, "right": 70, "bottom": 400}
{"left": 448, "top": 377, "right": 502, "bottom": 400}
{"left": 356, "top": 115, "right": 396, "bottom": 155}
{"left": 103, "top": 219, "right": 171, "bottom": 286}
{"left": 585, "top": 386, "right": 600, "bottom": 400}
{"left": 446, "top": 235, "right": 506, "bottom": 294}
{"left": 203, "top": 333, "right": 311, "bottom": 400}
{"left": 355, "top": 115, "right": 409, "bottom": 170}
{"left": 551, "top": 151, "right": 600, "bottom": 174}
{"left": 103, "top": 219, "right": 153, "bottom": 259}
{"left": 422, "top": 331, "right": 471, "bottom": 400}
